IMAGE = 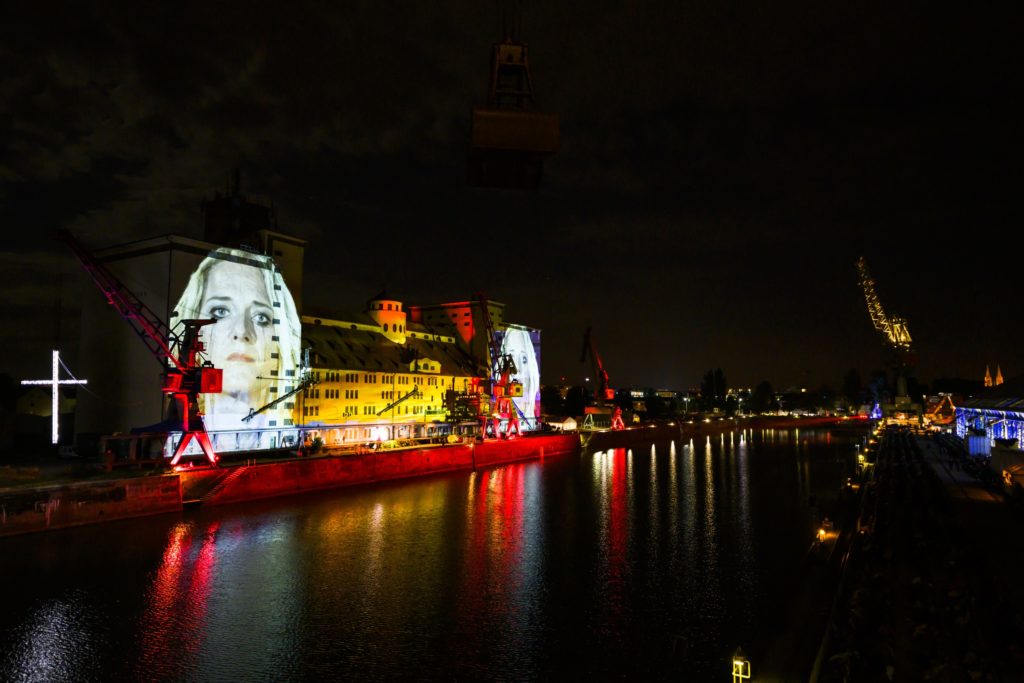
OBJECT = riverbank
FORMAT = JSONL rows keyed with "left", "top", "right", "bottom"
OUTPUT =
{"left": 1, "top": 416, "right": 860, "bottom": 537}
{"left": 583, "top": 414, "right": 863, "bottom": 451}
{"left": 0, "top": 433, "right": 579, "bottom": 537}
{"left": 813, "top": 426, "right": 1024, "bottom": 681}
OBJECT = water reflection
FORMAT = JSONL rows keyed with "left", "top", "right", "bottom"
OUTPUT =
{"left": 0, "top": 427, "right": 860, "bottom": 681}
{"left": 135, "top": 520, "right": 218, "bottom": 678}
{"left": 5, "top": 592, "right": 100, "bottom": 683}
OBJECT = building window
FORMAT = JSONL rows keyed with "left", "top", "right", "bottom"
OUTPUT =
{"left": 384, "top": 324, "right": 389, "bottom": 332}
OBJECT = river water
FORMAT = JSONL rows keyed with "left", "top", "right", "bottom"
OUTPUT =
{"left": 1, "top": 426, "right": 858, "bottom": 681}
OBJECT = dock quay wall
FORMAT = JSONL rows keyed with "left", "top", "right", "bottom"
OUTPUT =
{"left": 583, "top": 416, "right": 860, "bottom": 451}
{"left": 187, "top": 444, "right": 474, "bottom": 506}
{"left": 1, "top": 422, "right": 853, "bottom": 536}
{"left": 0, "top": 476, "right": 182, "bottom": 537}
{"left": 187, "top": 433, "right": 580, "bottom": 506}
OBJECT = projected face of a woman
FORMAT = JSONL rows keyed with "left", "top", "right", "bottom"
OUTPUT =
{"left": 503, "top": 329, "right": 539, "bottom": 414}
{"left": 200, "top": 260, "right": 278, "bottom": 399}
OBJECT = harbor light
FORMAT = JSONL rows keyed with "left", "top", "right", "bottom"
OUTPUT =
{"left": 818, "top": 527, "right": 827, "bottom": 543}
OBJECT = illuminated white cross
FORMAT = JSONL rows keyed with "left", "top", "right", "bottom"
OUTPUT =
{"left": 21, "top": 350, "right": 88, "bottom": 445}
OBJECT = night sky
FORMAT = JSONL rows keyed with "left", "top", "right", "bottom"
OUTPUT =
{"left": 1, "top": 2, "right": 1019, "bottom": 392}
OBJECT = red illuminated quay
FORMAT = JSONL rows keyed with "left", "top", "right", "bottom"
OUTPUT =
{"left": 0, "top": 416, "right": 854, "bottom": 537}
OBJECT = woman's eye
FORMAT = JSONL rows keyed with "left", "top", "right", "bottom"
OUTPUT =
{"left": 209, "top": 306, "right": 230, "bottom": 319}
{"left": 253, "top": 312, "right": 271, "bottom": 327}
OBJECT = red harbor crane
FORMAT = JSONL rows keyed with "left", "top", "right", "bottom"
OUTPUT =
{"left": 59, "top": 230, "right": 223, "bottom": 465}
{"left": 477, "top": 293, "right": 525, "bottom": 438}
{"left": 580, "top": 327, "right": 624, "bottom": 430}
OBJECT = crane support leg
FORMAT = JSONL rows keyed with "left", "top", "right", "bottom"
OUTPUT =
{"left": 170, "top": 430, "right": 218, "bottom": 466}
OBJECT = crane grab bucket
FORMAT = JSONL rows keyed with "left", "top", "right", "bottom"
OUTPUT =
{"left": 471, "top": 108, "right": 559, "bottom": 154}
{"left": 469, "top": 38, "right": 559, "bottom": 189}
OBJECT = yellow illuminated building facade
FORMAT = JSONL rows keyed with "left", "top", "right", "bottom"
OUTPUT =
{"left": 296, "top": 293, "right": 481, "bottom": 444}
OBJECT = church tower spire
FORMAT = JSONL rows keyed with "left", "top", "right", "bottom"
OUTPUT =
{"left": 995, "top": 365, "right": 1004, "bottom": 386}
{"left": 984, "top": 365, "right": 993, "bottom": 387}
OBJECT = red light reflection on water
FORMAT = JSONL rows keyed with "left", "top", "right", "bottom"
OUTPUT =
{"left": 603, "top": 448, "right": 630, "bottom": 622}
{"left": 137, "top": 520, "right": 220, "bottom": 676}
{"left": 461, "top": 464, "right": 529, "bottom": 624}
{"left": 608, "top": 448, "right": 628, "bottom": 573}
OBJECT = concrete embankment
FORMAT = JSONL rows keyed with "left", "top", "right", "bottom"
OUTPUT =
{"left": 583, "top": 415, "right": 859, "bottom": 451}
{"left": 0, "top": 476, "right": 182, "bottom": 537}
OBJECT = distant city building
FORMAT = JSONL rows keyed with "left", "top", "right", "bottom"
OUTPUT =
{"left": 983, "top": 364, "right": 1005, "bottom": 388}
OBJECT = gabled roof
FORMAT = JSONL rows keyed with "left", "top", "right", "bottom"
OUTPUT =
{"left": 303, "top": 322, "right": 477, "bottom": 377}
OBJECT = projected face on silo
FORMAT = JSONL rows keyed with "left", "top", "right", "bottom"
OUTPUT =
{"left": 499, "top": 326, "right": 541, "bottom": 426}
{"left": 172, "top": 248, "right": 301, "bottom": 432}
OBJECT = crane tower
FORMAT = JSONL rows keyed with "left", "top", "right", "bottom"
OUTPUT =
{"left": 856, "top": 257, "right": 917, "bottom": 414}
{"left": 856, "top": 257, "right": 913, "bottom": 350}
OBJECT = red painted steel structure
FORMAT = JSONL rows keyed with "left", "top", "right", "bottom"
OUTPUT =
{"left": 58, "top": 230, "right": 223, "bottom": 465}
{"left": 477, "top": 292, "right": 523, "bottom": 439}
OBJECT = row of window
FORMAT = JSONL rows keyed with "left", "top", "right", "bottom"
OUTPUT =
{"left": 315, "top": 372, "right": 453, "bottom": 386}
{"left": 306, "top": 391, "right": 438, "bottom": 403}
{"left": 319, "top": 388, "right": 361, "bottom": 399}
{"left": 301, "top": 403, "right": 428, "bottom": 418}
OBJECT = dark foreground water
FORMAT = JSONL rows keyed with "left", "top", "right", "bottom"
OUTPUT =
{"left": 1, "top": 427, "right": 858, "bottom": 681}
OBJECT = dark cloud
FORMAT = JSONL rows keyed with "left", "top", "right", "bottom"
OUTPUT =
{"left": 1, "top": 1, "right": 1019, "bottom": 389}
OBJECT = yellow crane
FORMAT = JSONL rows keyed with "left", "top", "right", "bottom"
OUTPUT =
{"left": 856, "top": 257, "right": 913, "bottom": 351}
{"left": 856, "top": 257, "right": 916, "bottom": 406}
